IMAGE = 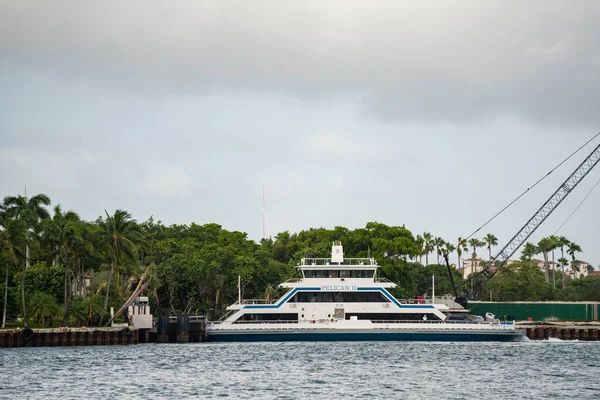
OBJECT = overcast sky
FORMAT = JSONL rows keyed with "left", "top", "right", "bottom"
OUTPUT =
{"left": 1, "top": 1, "right": 599, "bottom": 267}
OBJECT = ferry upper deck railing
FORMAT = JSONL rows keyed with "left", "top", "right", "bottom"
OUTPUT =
{"left": 231, "top": 298, "right": 279, "bottom": 305}
{"left": 280, "top": 278, "right": 302, "bottom": 284}
{"left": 299, "top": 257, "right": 377, "bottom": 266}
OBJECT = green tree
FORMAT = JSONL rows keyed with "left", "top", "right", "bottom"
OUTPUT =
{"left": 557, "top": 257, "right": 569, "bottom": 283}
{"left": 484, "top": 261, "right": 547, "bottom": 301}
{"left": 433, "top": 237, "right": 445, "bottom": 264}
{"left": 556, "top": 236, "right": 570, "bottom": 289}
{"left": 547, "top": 235, "right": 560, "bottom": 290}
{"left": 467, "top": 238, "right": 485, "bottom": 291}
{"left": 23, "top": 262, "right": 63, "bottom": 300}
{"left": 521, "top": 242, "right": 538, "bottom": 261}
{"left": 96, "top": 210, "right": 141, "bottom": 324}
{"left": 571, "top": 260, "right": 581, "bottom": 279}
{"left": 43, "top": 205, "right": 84, "bottom": 316}
{"left": 537, "top": 237, "right": 554, "bottom": 282}
{"left": 264, "top": 283, "right": 276, "bottom": 303}
{"left": 28, "top": 292, "right": 61, "bottom": 326}
{"left": 415, "top": 235, "right": 425, "bottom": 265}
{"left": 567, "top": 242, "right": 582, "bottom": 279}
{"left": 468, "top": 238, "right": 485, "bottom": 260}
{"left": 67, "top": 295, "right": 104, "bottom": 326}
{"left": 3, "top": 193, "right": 51, "bottom": 268}
{"left": 0, "top": 216, "right": 28, "bottom": 328}
{"left": 81, "top": 295, "right": 104, "bottom": 326}
{"left": 455, "top": 237, "right": 468, "bottom": 272}
{"left": 442, "top": 242, "right": 455, "bottom": 265}
{"left": 423, "top": 232, "right": 433, "bottom": 265}
{"left": 483, "top": 233, "right": 498, "bottom": 261}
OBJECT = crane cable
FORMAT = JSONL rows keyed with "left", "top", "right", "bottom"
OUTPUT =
{"left": 554, "top": 175, "right": 600, "bottom": 235}
{"left": 464, "top": 131, "right": 600, "bottom": 241}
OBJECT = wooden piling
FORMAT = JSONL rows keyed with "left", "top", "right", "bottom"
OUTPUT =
{"left": 1, "top": 315, "right": 205, "bottom": 348}
{"left": 177, "top": 315, "right": 189, "bottom": 343}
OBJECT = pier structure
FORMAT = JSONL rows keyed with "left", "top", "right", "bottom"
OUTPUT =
{"left": 525, "top": 325, "right": 600, "bottom": 341}
{"left": 0, "top": 315, "right": 206, "bottom": 348}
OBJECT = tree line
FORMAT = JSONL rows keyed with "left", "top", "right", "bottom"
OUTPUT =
{"left": 1, "top": 192, "right": 598, "bottom": 328}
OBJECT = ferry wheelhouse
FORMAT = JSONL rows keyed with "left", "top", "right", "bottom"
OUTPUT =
{"left": 206, "top": 241, "right": 524, "bottom": 342}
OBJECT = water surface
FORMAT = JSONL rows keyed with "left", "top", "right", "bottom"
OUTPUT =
{"left": 1, "top": 339, "right": 599, "bottom": 399}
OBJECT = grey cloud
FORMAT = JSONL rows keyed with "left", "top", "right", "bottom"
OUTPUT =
{"left": 1, "top": 1, "right": 599, "bottom": 128}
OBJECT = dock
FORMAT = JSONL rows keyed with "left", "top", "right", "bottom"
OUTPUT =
{"left": 524, "top": 324, "right": 600, "bottom": 341}
{"left": 0, "top": 315, "right": 207, "bottom": 348}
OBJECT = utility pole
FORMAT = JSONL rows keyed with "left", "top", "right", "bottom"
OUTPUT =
{"left": 261, "top": 185, "right": 265, "bottom": 239}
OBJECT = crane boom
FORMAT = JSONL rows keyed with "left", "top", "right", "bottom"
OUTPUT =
{"left": 453, "top": 141, "right": 600, "bottom": 304}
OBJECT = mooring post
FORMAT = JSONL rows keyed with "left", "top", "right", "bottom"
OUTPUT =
{"left": 158, "top": 316, "right": 169, "bottom": 343}
{"left": 177, "top": 315, "right": 189, "bottom": 343}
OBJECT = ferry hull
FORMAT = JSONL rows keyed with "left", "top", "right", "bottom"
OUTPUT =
{"left": 207, "top": 329, "right": 526, "bottom": 342}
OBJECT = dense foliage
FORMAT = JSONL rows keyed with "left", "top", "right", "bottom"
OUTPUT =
{"left": 0, "top": 192, "right": 598, "bottom": 327}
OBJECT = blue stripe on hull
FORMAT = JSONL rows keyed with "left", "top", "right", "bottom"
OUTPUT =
{"left": 207, "top": 332, "right": 522, "bottom": 343}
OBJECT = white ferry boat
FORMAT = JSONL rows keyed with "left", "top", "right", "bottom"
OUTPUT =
{"left": 207, "top": 241, "right": 525, "bottom": 342}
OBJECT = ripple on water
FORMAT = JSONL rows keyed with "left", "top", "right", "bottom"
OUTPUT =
{"left": 1, "top": 341, "right": 600, "bottom": 399}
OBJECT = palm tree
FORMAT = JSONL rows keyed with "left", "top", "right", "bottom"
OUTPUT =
{"left": 521, "top": 242, "right": 537, "bottom": 261}
{"left": 415, "top": 235, "right": 425, "bottom": 264}
{"left": 29, "top": 292, "right": 61, "bottom": 326}
{"left": 0, "top": 216, "right": 28, "bottom": 328}
{"left": 483, "top": 233, "right": 498, "bottom": 261}
{"left": 537, "top": 237, "right": 554, "bottom": 282}
{"left": 566, "top": 241, "right": 582, "bottom": 279}
{"left": 556, "top": 236, "right": 570, "bottom": 289}
{"left": 443, "top": 243, "right": 456, "bottom": 265}
{"left": 468, "top": 238, "right": 485, "bottom": 290}
{"left": 423, "top": 232, "right": 433, "bottom": 265}
{"left": 80, "top": 295, "right": 104, "bottom": 326}
{"left": 547, "top": 235, "right": 560, "bottom": 290}
{"left": 264, "top": 284, "right": 276, "bottom": 304}
{"left": 456, "top": 237, "right": 468, "bottom": 272}
{"left": 70, "top": 223, "right": 94, "bottom": 298}
{"left": 96, "top": 210, "right": 142, "bottom": 325}
{"left": 3, "top": 193, "right": 51, "bottom": 268}
{"left": 558, "top": 257, "right": 569, "bottom": 284}
{"left": 43, "top": 205, "right": 83, "bottom": 316}
{"left": 433, "top": 237, "right": 445, "bottom": 264}
{"left": 571, "top": 260, "right": 581, "bottom": 279}
{"left": 468, "top": 238, "right": 485, "bottom": 261}
{"left": 585, "top": 264, "right": 594, "bottom": 275}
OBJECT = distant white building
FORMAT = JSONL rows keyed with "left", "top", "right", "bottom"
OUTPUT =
{"left": 460, "top": 258, "right": 593, "bottom": 280}
{"left": 565, "top": 260, "right": 592, "bottom": 278}
{"left": 460, "top": 258, "right": 518, "bottom": 280}
{"left": 530, "top": 259, "right": 558, "bottom": 274}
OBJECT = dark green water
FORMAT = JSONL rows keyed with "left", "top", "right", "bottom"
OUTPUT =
{"left": 1, "top": 339, "right": 599, "bottom": 399}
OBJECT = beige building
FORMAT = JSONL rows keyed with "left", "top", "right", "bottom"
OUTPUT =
{"left": 460, "top": 258, "right": 593, "bottom": 279}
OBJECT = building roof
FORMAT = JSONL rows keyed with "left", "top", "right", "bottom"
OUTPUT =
{"left": 530, "top": 258, "right": 557, "bottom": 265}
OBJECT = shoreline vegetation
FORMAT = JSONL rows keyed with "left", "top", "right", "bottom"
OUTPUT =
{"left": 1, "top": 192, "right": 598, "bottom": 330}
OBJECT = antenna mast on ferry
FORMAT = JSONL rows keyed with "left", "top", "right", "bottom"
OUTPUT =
{"left": 261, "top": 184, "right": 266, "bottom": 239}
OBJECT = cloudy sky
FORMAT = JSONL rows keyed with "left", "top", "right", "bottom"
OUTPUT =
{"left": 1, "top": 1, "right": 599, "bottom": 266}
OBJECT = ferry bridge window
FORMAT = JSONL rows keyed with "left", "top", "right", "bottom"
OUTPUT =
{"left": 235, "top": 313, "right": 298, "bottom": 322}
{"left": 303, "top": 270, "right": 375, "bottom": 278}
{"left": 288, "top": 291, "right": 390, "bottom": 303}
{"left": 304, "top": 270, "right": 316, "bottom": 278}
